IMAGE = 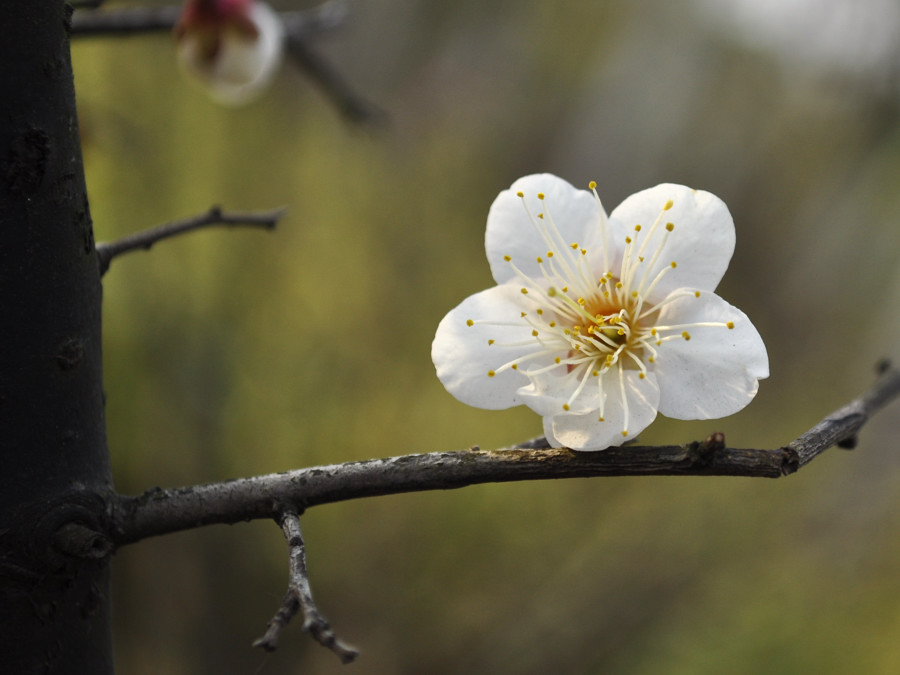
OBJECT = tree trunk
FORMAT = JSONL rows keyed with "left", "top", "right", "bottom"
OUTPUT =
{"left": 0, "top": 3, "right": 113, "bottom": 673}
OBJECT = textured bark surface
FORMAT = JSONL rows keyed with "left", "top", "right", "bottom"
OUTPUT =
{"left": 0, "top": 3, "right": 113, "bottom": 673}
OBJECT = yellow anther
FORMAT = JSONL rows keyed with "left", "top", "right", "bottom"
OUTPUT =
{"left": 548, "top": 287, "right": 557, "bottom": 297}
{"left": 592, "top": 370, "right": 599, "bottom": 376}
{"left": 665, "top": 222, "right": 674, "bottom": 232}
{"left": 536, "top": 308, "right": 543, "bottom": 315}
{"left": 488, "top": 339, "right": 495, "bottom": 345}
{"left": 487, "top": 370, "right": 496, "bottom": 377}
{"left": 631, "top": 291, "right": 638, "bottom": 298}
{"left": 521, "top": 288, "right": 528, "bottom": 294}
{"left": 625, "top": 236, "right": 632, "bottom": 244}
{"left": 634, "top": 224, "right": 642, "bottom": 232}
{"left": 536, "top": 256, "right": 543, "bottom": 263}
{"left": 639, "top": 256, "right": 644, "bottom": 262}
{"left": 561, "top": 286, "right": 568, "bottom": 292}
{"left": 504, "top": 255, "right": 511, "bottom": 261}
{"left": 516, "top": 191, "right": 524, "bottom": 198}
{"left": 597, "top": 416, "right": 605, "bottom": 422}
{"left": 581, "top": 249, "right": 587, "bottom": 255}
{"left": 726, "top": 321, "right": 735, "bottom": 329}
{"left": 547, "top": 251, "right": 554, "bottom": 257}
{"left": 531, "top": 329, "right": 538, "bottom": 336}
{"left": 682, "top": 331, "right": 691, "bottom": 341}
{"left": 520, "top": 312, "right": 527, "bottom": 317}
{"left": 589, "top": 180, "right": 597, "bottom": 189}
{"left": 639, "top": 373, "right": 645, "bottom": 379}
{"left": 538, "top": 214, "right": 544, "bottom": 219}
{"left": 650, "top": 328, "right": 657, "bottom": 336}
{"left": 466, "top": 319, "right": 474, "bottom": 326}
{"left": 555, "top": 357, "right": 561, "bottom": 364}
{"left": 537, "top": 192, "right": 545, "bottom": 200}
{"left": 695, "top": 291, "right": 701, "bottom": 297}
{"left": 511, "top": 364, "right": 518, "bottom": 370}
{"left": 664, "top": 199, "right": 674, "bottom": 210}
{"left": 621, "top": 430, "right": 628, "bottom": 437}
{"left": 648, "top": 356, "right": 655, "bottom": 363}
{"left": 562, "top": 403, "right": 570, "bottom": 411}
{"left": 549, "top": 321, "right": 556, "bottom": 327}
{"left": 615, "top": 282, "right": 623, "bottom": 289}
{"left": 578, "top": 297, "right": 586, "bottom": 305}
{"left": 570, "top": 243, "right": 578, "bottom": 249}
{"left": 670, "top": 261, "right": 677, "bottom": 268}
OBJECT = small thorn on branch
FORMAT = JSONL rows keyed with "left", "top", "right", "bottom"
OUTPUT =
{"left": 95, "top": 205, "right": 286, "bottom": 276}
{"left": 253, "top": 511, "right": 358, "bottom": 664}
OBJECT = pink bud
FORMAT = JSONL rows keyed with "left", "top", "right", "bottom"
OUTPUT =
{"left": 175, "top": 0, "right": 284, "bottom": 105}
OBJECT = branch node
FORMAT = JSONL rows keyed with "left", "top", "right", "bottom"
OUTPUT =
{"left": 780, "top": 447, "right": 801, "bottom": 476}
{"left": 53, "top": 522, "right": 114, "bottom": 560}
{"left": 837, "top": 435, "right": 859, "bottom": 450}
{"left": 697, "top": 431, "right": 725, "bottom": 459}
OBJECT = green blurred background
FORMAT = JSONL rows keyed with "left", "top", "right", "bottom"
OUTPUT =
{"left": 72, "top": 0, "right": 900, "bottom": 672}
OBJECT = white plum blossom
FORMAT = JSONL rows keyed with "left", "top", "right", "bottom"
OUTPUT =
{"left": 174, "top": 0, "right": 284, "bottom": 105}
{"left": 432, "top": 174, "right": 769, "bottom": 451}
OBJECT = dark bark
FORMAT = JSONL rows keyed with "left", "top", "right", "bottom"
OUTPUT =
{"left": 0, "top": 3, "right": 113, "bottom": 673}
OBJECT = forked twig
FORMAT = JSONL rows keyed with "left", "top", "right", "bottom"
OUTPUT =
{"left": 253, "top": 511, "right": 359, "bottom": 663}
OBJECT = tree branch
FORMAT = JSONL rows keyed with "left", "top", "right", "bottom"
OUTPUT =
{"left": 110, "top": 363, "right": 900, "bottom": 547}
{"left": 70, "top": 1, "right": 383, "bottom": 124}
{"left": 70, "top": 2, "right": 347, "bottom": 38}
{"left": 252, "top": 511, "right": 359, "bottom": 663}
{"left": 95, "top": 205, "right": 285, "bottom": 275}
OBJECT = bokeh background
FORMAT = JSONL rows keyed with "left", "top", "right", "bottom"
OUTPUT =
{"left": 72, "top": 0, "right": 900, "bottom": 672}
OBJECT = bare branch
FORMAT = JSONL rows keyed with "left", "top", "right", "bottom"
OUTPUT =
{"left": 95, "top": 206, "right": 285, "bottom": 276}
{"left": 253, "top": 511, "right": 359, "bottom": 663}
{"left": 70, "top": 5, "right": 181, "bottom": 35}
{"left": 70, "top": 2, "right": 347, "bottom": 38}
{"left": 110, "top": 363, "right": 900, "bottom": 547}
{"left": 70, "top": 1, "right": 382, "bottom": 124}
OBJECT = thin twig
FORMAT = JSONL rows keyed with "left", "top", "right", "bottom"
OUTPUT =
{"left": 284, "top": 34, "right": 385, "bottom": 125}
{"left": 70, "top": 5, "right": 181, "bottom": 35}
{"left": 110, "top": 364, "right": 900, "bottom": 546}
{"left": 252, "top": 511, "right": 359, "bottom": 663}
{"left": 70, "top": 2, "right": 347, "bottom": 38}
{"left": 95, "top": 206, "right": 285, "bottom": 276}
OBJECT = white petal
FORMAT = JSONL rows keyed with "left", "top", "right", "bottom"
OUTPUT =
{"left": 609, "top": 184, "right": 735, "bottom": 297}
{"left": 546, "top": 370, "right": 660, "bottom": 451}
{"left": 653, "top": 291, "right": 769, "bottom": 420}
{"left": 432, "top": 284, "right": 549, "bottom": 410}
{"left": 485, "top": 174, "right": 606, "bottom": 286}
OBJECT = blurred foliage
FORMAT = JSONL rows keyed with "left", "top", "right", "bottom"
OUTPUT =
{"left": 71, "top": 0, "right": 900, "bottom": 673}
